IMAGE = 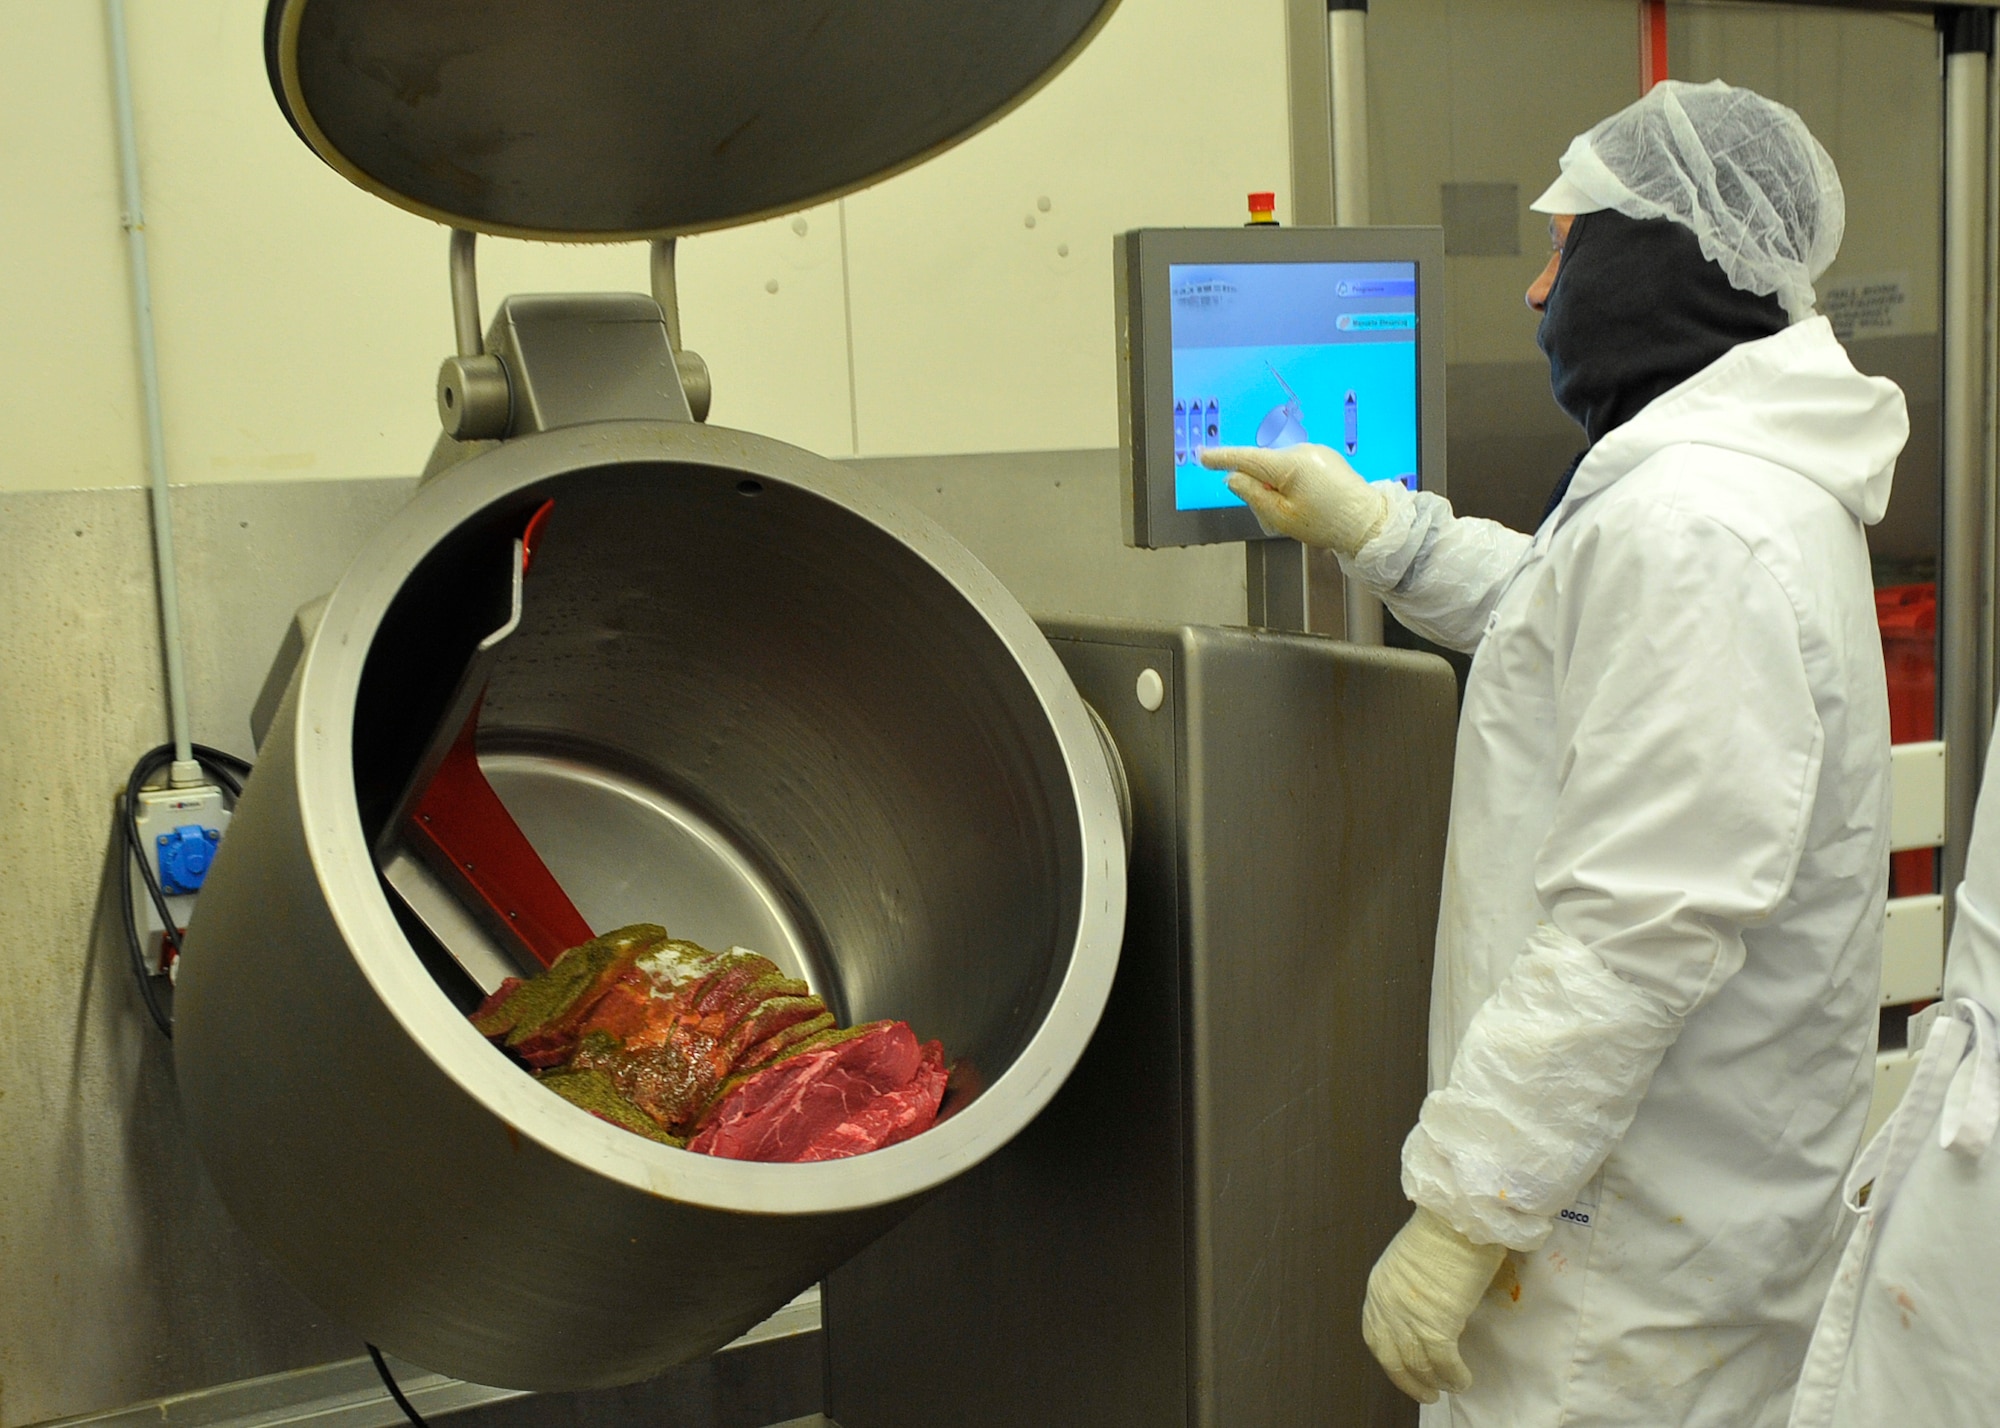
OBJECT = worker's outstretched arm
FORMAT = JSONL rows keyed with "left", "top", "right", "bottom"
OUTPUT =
{"left": 1201, "top": 445, "right": 1531, "bottom": 651}
{"left": 1401, "top": 492, "right": 1822, "bottom": 1251}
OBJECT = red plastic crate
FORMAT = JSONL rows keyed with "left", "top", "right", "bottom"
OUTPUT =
{"left": 1877, "top": 583, "right": 1936, "bottom": 897}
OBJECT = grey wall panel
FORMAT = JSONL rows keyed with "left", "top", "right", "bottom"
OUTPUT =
{"left": 170, "top": 480, "right": 418, "bottom": 757}
{"left": 1847, "top": 334, "right": 1941, "bottom": 568}
{"left": 1441, "top": 183, "right": 1524, "bottom": 257}
{"left": 1442, "top": 360, "right": 1582, "bottom": 533}
{"left": 1363, "top": 0, "right": 1944, "bottom": 572}
{"left": 0, "top": 482, "right": 404, "bottom": 1427}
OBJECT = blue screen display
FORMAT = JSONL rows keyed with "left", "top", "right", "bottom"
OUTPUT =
{"left": 1167, "top": 260, "right": 1419, "bottom": 511}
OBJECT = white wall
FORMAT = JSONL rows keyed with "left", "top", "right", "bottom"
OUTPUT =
{"left": 5, "top": 0, "right": 1929, "bottom": 493}
{"left": 0, "top": 0, "right": 1292, "bottom": 492}
{"left": 0, "top": 2, "right": 146, "bottom": 491}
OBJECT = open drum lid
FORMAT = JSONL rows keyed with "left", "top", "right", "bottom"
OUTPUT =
{"left": 264, "top": 0, "right": 1121, "bottom": 240}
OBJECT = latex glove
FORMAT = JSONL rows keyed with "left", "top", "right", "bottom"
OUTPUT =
{"left": 1361, "top": 1205, "right": 1509, "bottom": 1404}
{"left": 1199, "top": 444, "right": 1389, "bottom": 556}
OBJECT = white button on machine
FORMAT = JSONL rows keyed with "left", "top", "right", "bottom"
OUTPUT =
{"left": 1135, "top": 667, "right": 1165, "bottom": 712}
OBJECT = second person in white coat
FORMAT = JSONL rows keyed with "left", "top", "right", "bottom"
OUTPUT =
{"left": 1786, "top": 733, "right": 2000, "bottom": 1427}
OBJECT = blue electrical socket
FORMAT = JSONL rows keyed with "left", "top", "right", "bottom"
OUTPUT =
{"left": 157, "top": 823, "right": 223, "bottom": 895}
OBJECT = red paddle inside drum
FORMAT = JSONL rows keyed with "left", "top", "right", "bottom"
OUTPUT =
{"left": 378, "top": 499, "right": 592, "bottom": 987}
{"left": 402, "top": 688, "right": 592, "bottom": 968}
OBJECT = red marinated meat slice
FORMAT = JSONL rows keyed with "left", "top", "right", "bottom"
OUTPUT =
{"left": 637, "top": 938, "right": 732, "bottom": 1005}
{"left": 568, "top": 968, "right": 662, "bottom": 1046}
{"left": 569, "top": 1029, "right": 722, "bottom": 1133}
{"left": 472, "top": 924, "right": 667, "bottom": 1066}
{"left": 471, "top": 977, "right": 523, "bottom": 1026}
{"left": 691, "top": 955, "right": 803, "bottom": 1024}
{"left": 579, "top": 948, "right": 803, "bottom": 1045}
{"left": 734, "top": 1009, "right": 839, "bottom": 1071}
{"left": 687, "top": 1022, "right": 949, "bottom": 1162}
{"left": 720, "top": 994, "right": 829, "bottom": 1065}
{"left": 562, "top": 954, "right": 819, "bottom": 1133}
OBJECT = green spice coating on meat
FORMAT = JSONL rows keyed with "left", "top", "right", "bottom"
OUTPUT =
{"left": 470, "top": 923, "right": 666, "bottom": 1044}
{"left": 569, "top": 1025, "right": 716, "bottom": 1134}
{"left": 536, "top": 1067, "right": 686, "bottom": 1147}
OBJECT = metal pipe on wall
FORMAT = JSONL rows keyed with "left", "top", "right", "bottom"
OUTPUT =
{"left": 1246, "top": 537, "right": 1346, "bottom": 633}
{"left": 1986, "top": 24, "right": 2000, "bottom": 764}
{"left": 1253, "top": 1, "right": 1337, "bottom": 638}
{"left": 1285, "top": 0, "right": 1334, "bottom": 229}
{"left": 1940, "top": 6, "right": 1993, "bottom": 897}
{"left": 107, "top": 0, "right": 201, "bottom": 788}
{"left": 1328, "top": 2, "right": 1371, "bottom": 230}
{"left": 1327, "top": 0, "right": 1386, "bottom": 647}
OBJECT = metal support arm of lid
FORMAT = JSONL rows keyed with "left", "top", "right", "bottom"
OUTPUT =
{"left": 651, "top": 239, "right": 712, "bottom": 423}
{"left": 434, "top": 230, "right": 713, "bottom": 445}
{"left": 438, "top": 231, "right": 513, "bottom": 441}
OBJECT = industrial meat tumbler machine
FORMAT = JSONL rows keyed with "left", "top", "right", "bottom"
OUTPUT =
{"left": 174, "top": 3, "right": 1454, "bottom": 1422}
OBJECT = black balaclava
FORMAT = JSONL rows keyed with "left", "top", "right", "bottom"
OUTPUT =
{"left": 1535, "top": 208, "right": 1788, "bottom": 522}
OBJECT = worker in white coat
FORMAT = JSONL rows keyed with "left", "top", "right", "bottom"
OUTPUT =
{"left": 1787, "top": 731, "right": 2000, "bottom": 1428}
{"left": 1204, "top": 80, "right": 1908, "bottom": 1427}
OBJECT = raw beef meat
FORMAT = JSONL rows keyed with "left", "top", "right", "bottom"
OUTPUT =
{"left": 468, "top": 924, "right": 950, "bottom": 1160}
{"left": 687, "top": 1023, "right": 950, "bottom": 1163}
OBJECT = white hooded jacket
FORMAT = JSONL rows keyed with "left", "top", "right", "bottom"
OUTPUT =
{"left": 1345, "top": 315, "right": 1908, "bottom": 1428}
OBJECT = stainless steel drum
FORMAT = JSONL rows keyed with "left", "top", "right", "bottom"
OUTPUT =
{"left": 175, "top": 422, "right": 1127, "bottom": 1389}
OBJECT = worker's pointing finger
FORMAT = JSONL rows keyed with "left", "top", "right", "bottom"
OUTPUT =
{"left": 1226, "top": 476, "right": 1291, "bottom": 537}
{"left": 1200, "top": 445, "right": 1295, "bottom": 492}
{"left": 1225, "top": 473, "right": 1280, "bottom": 514}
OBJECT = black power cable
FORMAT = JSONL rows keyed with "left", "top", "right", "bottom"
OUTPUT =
{"left": 368, "top": 1344, "right": 434, "bottom": 1428}
{"left": 120, "top": 742, "right": 251, "bottom": 1038}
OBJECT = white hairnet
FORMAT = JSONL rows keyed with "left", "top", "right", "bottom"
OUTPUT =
{"left": 1530, "top": 80, "right": 1844, "bottom": 324}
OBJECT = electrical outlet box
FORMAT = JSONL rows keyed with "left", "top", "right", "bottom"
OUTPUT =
{"left": 128, "top": 783, "right": 231, "bottom": 977}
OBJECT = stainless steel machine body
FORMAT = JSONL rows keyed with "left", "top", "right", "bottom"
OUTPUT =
{"left": 825, "top": 621, "right": 1455, "bottom": 1428}
{"left": 176, "top": 422, "right": 1128, "bottom": 1390}
{"left": 175, "top": 1, "right": 1440, "bottom": 1405}
{"left": 179, "top": 0, "right": 1144, "bottom": 1391}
